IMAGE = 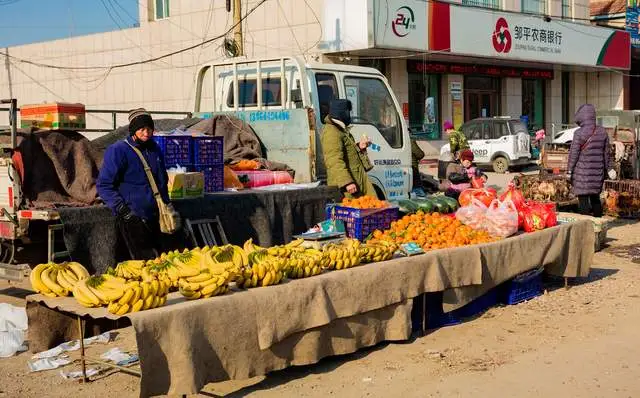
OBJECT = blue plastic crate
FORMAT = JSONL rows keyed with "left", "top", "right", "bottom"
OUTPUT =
{"left": 325, "top": 205, "right": 399, "bottom": 241}
{"left": 453, "top": 288, "right": 498, "bottom": 318}
{"left": 154, "top": 135, "right": 191, "bottom": 168}
{"left": 500, "top": 267, "right": 544, "bottom": 305}
{"left": 192, "top": 164, "right": 224, "bottom": 193}
{"left": 192, "top": 136, "right": 224, "bottom": 165}
{"left": 411, "top": 292, "right": 461, "bottom": 333}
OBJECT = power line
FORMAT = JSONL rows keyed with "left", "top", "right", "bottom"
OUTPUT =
{"left": 0, "top": 0, "right": 269, "bottom": 71}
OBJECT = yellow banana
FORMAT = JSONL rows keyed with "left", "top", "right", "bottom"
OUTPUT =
{"left": 55, "top": 269, "right": 76, "bottom": 291}
{"left": 184, "top": 291, "right": 202, "bottom": 300}
{"left": 243, "top": 278, "right": 253, "bottom": 289}
{"left": 201, "top": 283, "right": 220, "bottom": 296}
{"left": 261, "top": 271, "right": 273, "bottom": 287}
{"left": 67, "top": 262, "right": 90, "bottom": 280}
{"left": 101, "top": 287, "right": 125, "bottom": 302}
{"left": 149, "top": 279, "right": 159, "bottom": 296}
{"left": 107, "top": 301, "right": 121, "bottom": 314}
{"left": 115, "top": 303, "right": 130, "bottom": 315}
{"left": 131, "top": 299, "right": 144, "bottom": 312}
{"left": 30, "top": 264, "right": 53, "bottom": 294}
{"left": 151, "top": 295, "right": 160, "bottom": 308}
{"left": 179, "top": 280, "right": 201, "bottom": 291}
{"left": 158, "top": 295, "right": 166, "bottom": 307}
{"left": 129, "top": 286, "right": 142, "bottom": 305}
{"left": 76, "top": 280, "right": 101, "bottom": 306}
{"left": 186, "top": 272, "right": 212, "bottom": 283}
{"left": 41, "top": 267, "right": 68, "bottom": 296}
{"left": 142, "top": 294, "right": 154, "bottom": 310}
{"left": 42, "top": 291, "right": 59, "bottom": 298}
{"left": 118, "top": 288, "right": 134, "bottom": 306}
{"left": 141, "top": 282, "right": 151, "bottom": 301}
{"left": 61, "top": 268, "right": 79, "bottom": 284}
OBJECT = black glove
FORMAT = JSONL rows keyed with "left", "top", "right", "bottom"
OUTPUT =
{"left": 116, "top": 203, "right": 135, "bottom": 220}
{"left": 448, "top": 172, "right": 470, "bottom": 184}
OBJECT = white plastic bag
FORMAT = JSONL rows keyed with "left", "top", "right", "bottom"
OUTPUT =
{"left": 0, "top": 303, "right": 28, "bottom": 358}
{"left": 455, "top": 198, "right": 488, "bottom": 231}
{"left": 484, "top": 199, "right": 518, "bottom": 238}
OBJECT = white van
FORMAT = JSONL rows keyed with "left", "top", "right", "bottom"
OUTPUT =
{"left": 438, "top": 117, "right": 531, "bottom": 175}
{"left": 193, "top": 57, "right": 413, "bottom": 200}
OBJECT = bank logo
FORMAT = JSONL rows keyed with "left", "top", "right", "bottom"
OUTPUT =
{"left": 492, "top": 17, "right": 512, "bottom": 53}
{"left": 392, "top": 6, "right": 416, "bottom": 37}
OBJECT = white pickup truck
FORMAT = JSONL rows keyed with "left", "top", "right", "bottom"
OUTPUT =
{"left": 192, "top": 56, "right": 414, "bottom": 200}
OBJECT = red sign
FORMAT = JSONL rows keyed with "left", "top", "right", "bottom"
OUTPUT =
{"left": 492, "top": 17, "right": 512, "bottom": 54}
{"left": 407, "top": 61, "right": 554, "bottom": 79}
{"left": 402, "top": 102, "right": 409, "bottom": 119}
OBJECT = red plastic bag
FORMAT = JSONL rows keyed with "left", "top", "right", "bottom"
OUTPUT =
{"left": 459, "top": 188, "right": 497, "bottom": 208}
{"left": 521, "top": 205, "right": 546, "bottom": 232}
{"left": 500, "top": 182, "right": 525, "bottom": 210}
{"left": 471, "top": 176, "right": 485, "bottom": 189}
{"left": 525, "top": 200, "right": 557, "bottom": 228}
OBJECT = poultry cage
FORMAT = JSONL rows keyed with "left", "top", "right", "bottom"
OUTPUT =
{"left": 603, "top": 180, "right": 640, "bottom": 218}
{"left": 512, "top": 173, "right": 576, "bottom": 205}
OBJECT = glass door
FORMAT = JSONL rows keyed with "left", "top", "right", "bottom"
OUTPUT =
{"left": 465, "top": 91, "right": 496, "bottom": 120}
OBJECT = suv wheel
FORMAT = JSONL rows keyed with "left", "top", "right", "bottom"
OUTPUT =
{"left": 492, "top": 156, "right": 509, "bottom": 173}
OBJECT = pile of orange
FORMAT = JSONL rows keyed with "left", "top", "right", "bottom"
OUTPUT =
{"left": 341, "top": 195, "right": 389, "bottom": 209}
{"left": 369, "top": 211, "right": 497, "bottom": 251}
{"left": 230, "top": 159, "right": 260, "bottom": 171}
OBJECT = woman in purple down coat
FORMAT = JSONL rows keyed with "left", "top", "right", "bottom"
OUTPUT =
{"left": 567, "top": 104, "right": 615, "bottom": 217}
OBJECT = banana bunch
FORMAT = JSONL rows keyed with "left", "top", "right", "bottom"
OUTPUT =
{"left": 285, "top": 249, "right": 324, "bottom": 279}
{"left": 73, "top": 274, "right": 169, "bottom": 315}
{"left": 178, "top": 268, "right": 230, "bottom": 300}
{"left": 235, "top": 251, "right": 286, "bottom": 288}
{"left": 322, "top": 239, "right": 363, "bottom": 270}
{"left": 360, "top": 241, "right": 397, "bottom": 264}
{"left": 30, "top": 261, "right": 90, "bottom": 297}
{"left": 111, "top": 260, "right": 146, "bottom": 280}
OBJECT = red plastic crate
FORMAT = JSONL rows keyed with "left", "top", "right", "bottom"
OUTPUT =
{"left": 234, "top": 170, "right": 292, "bottom": 188}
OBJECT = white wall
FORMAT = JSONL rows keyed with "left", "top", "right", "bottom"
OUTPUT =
{"left": 501, "top": 77, "right": 522, "bottom": 118}
{"left": 0, "top": 0, "right": 324, "bottom": 128}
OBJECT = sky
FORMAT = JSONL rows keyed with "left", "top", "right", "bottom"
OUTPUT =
{"left": 0, "top": 0, "right": 139, "bottom": 48}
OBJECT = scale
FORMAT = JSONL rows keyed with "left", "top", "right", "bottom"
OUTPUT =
{"left": 293, "top": 231, "right": 346, "bottom": 249}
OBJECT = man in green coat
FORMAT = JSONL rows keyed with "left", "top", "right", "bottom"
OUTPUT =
{"left": 321, "top": 99, "right": 376, "bottom": 198}
{"left": 444, "top": 120, "right": 469, "bottom": 161}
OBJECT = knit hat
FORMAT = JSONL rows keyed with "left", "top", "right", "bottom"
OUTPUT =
{"left": 128, "top": 108, "right": 154, "bottom": 135}
{"left": 460, "top": 149, "right": 474, "bottom": 162}
{"left": 329, "top": 99, "right": 352, "bottom": 126}
{"left": 443, "top": 120, "right": 454, "bottom": 130}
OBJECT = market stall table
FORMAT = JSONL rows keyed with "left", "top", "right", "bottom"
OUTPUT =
{"left": 57, "top": 185, "right": 341, "bottom": 274}
{"left": 27, "top": 220, "right": 594, "bottom": 397}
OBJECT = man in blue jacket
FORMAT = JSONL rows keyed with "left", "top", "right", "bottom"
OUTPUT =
{"left": 97, "top": 108, "right": 170, "bottom": 259}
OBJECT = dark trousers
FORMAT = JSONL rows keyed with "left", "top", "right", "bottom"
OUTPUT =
{"left": 118, "top": 217, "right": 162, "bottom": 260}
{"left": 578, "top": 194, "right": 603, "bottom": 218}
{"left": 412, "top": 166, "right": 422, "bottom": 189}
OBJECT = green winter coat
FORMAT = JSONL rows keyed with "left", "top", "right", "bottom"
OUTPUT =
{"left": 321, "top": 117, "right": 376, "bottom": 198}
{"left": 449, "top": 129, "right": 469, "bottom": 159}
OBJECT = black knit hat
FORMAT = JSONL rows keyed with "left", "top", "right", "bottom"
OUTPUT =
{"left": 128, "top": 108, "right": 155, "bottom": 135}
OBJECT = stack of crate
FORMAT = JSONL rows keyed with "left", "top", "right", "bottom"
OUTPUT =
{"left": 154, "top": 133, "right": 224, "bottom": 193}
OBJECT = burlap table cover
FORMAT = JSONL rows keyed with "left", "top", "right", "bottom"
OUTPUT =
{"left": 443, "top": 220, "right": 594, "bottom": 311}
{"left": 26, "top": 221, "right": 593, "bottom": 396}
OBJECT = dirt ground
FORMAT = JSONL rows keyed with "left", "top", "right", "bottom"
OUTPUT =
{"left": 1, "top": 219, "right": 640, "bottom": 398}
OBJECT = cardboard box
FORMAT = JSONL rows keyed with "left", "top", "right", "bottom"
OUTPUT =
{"left": 167, "top": 172, "right": 204, "bottom": 200}
{"left": 20, "top": 102, "right": 86, "bottom": 130}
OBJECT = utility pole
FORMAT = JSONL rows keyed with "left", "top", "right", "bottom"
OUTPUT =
{"left": 233, "top": 0, "right": 244, "bottom": 56}
{"left": 3, "top": 47, "right": 13, "bottom": 100}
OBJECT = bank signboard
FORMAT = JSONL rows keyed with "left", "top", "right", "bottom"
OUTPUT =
{"left": 431, "top": 4, "right": 630, "bottom": 69}
{"left": 373, "top": 0, "right": 428, "bottom": 50}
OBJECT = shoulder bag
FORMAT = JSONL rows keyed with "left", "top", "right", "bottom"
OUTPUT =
{"left": 126, "top": 141, "right": 181, "bottom": 234}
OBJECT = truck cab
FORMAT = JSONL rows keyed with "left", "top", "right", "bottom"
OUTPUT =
{"left": 193, "top": 57, "right": 412, "bottom": 200}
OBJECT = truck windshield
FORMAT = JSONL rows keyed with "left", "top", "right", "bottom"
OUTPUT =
{"left": 344, "top": 76, "right": 402, "bottom": 148}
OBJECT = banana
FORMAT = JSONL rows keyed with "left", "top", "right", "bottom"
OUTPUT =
{"left": 201, "top": 283, "right": 220, "bottom": 296}
{"left": 179, "top": 286, "right": 199, "bottom": 297}
{"left": 184, "top": 291, "right": 202, "bottom": 300}
{"left": 118, "top": 288, "right": 135, "bottom": 306}
{"left": 75, "top": 280, "right": 101, "bottom": 306}
{"left": 67, "top": 262, "right": 90, "bottom": 280}
{"left": 42, "top": 291, "right": 59, "bottom": 298}
{"left": 261, "top": 271, "right": 273, "bottom": 287}
{"left": 243, "top": 278, "right": 253, "bottom": 289}
{"left": 41, "top": 267, "right": 68, "bottom": 296}
{"left": 88, "top": 285, "right": 110, "bottom": 304}
{"left": 142, "top": 294, "right": 154, "bottom": 310}
{"left": 55, "top": 269, "right": 76, "bottom": 291}
{"left": 131, "top": 299, "right": 144, "bottom": 312}
{"left": 199, "top": 276, "right": 219, "bottom": 288}
{"left": 151, "top": 295, "right": 160, "bottom": 308}
{"left": 304, "top": 266, "right": 311, "bottom": 277}
{"left": 129, "top": 286, "right": 142, "bottom": 305}
{"left": 158, "top": 295, "right": 167, "bottom": 307}
{"left": 107, "top": 301, "right": 121, "bottom": 314}
{"left": 186, "top": 272, "right": 212, "bottom": 283}
{"left": 149, "top": 279, "right": 159, "bottom": 296}
{"left": 179, "top": 280, "right": 201, "bottom": 291}
{"left": 141, "top": 282, "right": 151, "bottom": 301}
{"left": 257, "top": 264, "right": 266, "bottom": 280}
{"left": 115, "top": 303, "right": 130, "bottom": 315}
{"left": 61, "top": 268, "right": 79, "bottom": 284}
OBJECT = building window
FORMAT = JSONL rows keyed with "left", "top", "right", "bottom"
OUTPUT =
{"left": 521, "top": 0, "right": 546, "bottom": 14}
{"left": 561, "top": 72, "right": 570, "bottom": 125}
{"left": 408, "top": 74, "right": 441, "bottom": 139}
{"left": 561, "top": 0, "right": 571, "bottom": 18}
{"left": 462, "top": 0, "right": 500, "bottom": 9}
{"left": 522, "top": 79, "right": 545, "bottom": 130}
{"left": 154, "top": 0, "right": 169, "bottom": 20}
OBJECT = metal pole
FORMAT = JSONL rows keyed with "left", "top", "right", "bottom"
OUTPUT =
{"left": 9, "top": 99, "right": 16, "bottom": 150}
{"left": 233, "top": 0, "right": 244, "bottom": 56}
{"left": 112, "top": 112, "right": 117, "bottom": 130}
{"left": 77, "top": 316, "right": 88, "bottom": 383}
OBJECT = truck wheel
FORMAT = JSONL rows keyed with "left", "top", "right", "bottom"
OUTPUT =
{"left": 492, "top": 156, "right": 509, "bottom": 173}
